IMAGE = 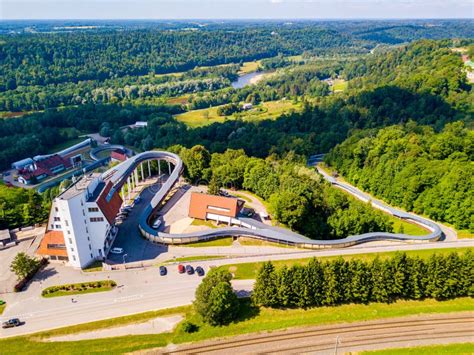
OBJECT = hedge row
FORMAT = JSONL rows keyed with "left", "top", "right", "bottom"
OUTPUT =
{"left": 252, "top": 251, "right": 473, "bottom": 308}
{"left": 41, "top": 280, "right": 117, "bottom": 296}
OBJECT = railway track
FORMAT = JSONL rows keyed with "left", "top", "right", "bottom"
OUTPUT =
{"left": 160, "top": 314, "right": 474, "bottom": 354}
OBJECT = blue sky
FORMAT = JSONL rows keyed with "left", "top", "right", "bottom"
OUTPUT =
{"left": 1, "top": 0, "right": 473, "bottom": 20}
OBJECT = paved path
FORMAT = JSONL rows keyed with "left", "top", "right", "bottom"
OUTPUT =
{"left": 157, "top": 312, "right": 474, "bottom": 354}
{"left": 45, "top": 315, "right": 183, "bottom": 342}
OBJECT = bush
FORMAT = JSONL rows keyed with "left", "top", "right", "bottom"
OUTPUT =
{"left": 181, "top": 321, "right": 199, "bottom": 333}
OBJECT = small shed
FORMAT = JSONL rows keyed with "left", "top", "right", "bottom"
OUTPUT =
{"left": 0, "top": 230, "right": 12, "bottom": 246}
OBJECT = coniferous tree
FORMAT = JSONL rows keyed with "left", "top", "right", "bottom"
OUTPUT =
{"left": 252, "top": 262, "right": 279, "bottom": 307}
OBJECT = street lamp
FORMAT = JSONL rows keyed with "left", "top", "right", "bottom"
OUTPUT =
{"left": 334, "top": 336, "right": 341, "bottom": 355}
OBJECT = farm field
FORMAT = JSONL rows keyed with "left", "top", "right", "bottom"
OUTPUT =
{"left": 175, "top": 100, "right": 301, "bottom": 127}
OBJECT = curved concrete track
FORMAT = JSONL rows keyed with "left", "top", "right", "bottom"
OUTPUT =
{"left": 103, "top": 151, "right": 443, "bottom": 249}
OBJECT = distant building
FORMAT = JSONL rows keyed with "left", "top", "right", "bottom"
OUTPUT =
{"left": 242, "top": 103, "right": 253, "bottom": 110}
{"left": 37, "top": 173, "right": 121, "bottom": 268}
{"left": 188, "top": 192, "right": 245, "bottom": 225}
{"left": 18, "top": 154, "right": 72, "bottom": 185}
{"left": 111, "top": 148, "right": 128, "bottom": 163}
{"left": 134, "top": 121, "right": 148, "bottom": 128}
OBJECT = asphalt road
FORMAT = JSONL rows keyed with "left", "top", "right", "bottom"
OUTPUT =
{"left": 159, "top": 312, "right": 474, "bottom": 354}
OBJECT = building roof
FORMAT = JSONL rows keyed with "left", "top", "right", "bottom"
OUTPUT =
{"left": 111, "top": 149, "right": 128, "bottom": 162}
{"left": 58, "top": 173, "right": 102, "bottom": 200}
{"left": 96, "top": 181, "right": 123, "bottom": 224}
{"left": 37, "top": 230, "right": 68, "bottom": 257}
{"left": 36, "top": 154, "right": 71, "bottom": 171}
{"left": 188, "top": 192, "right": 244, "bottom": 220}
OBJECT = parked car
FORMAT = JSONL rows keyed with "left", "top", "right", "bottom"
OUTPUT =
{"left": 185, "top": 265, "right": 194, "bottom": 275}
{"left": 2, "top": 318, "right": 21, "bottom": 329}
{"left": 195, "top": 266, "right": 205, "bottom": 276}
{"left": 110, "top": 247, "right": 124, "bottom": 254}
{"left": 152, "top": 219, "right": 162, "bottom": 229}
{"left": 134, "top": 196, "right": 141, "bottom": 204}
{"left": 159, "top": 266, "right": 167, "bottom": 276}
{"left": 178, "top": 264, "right": 185, "bottom": 274}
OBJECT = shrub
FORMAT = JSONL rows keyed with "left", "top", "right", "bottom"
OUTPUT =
{"left": 181, "top": 321, "right": 199, "bottom": 333}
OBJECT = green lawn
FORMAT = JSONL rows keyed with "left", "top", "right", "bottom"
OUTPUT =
{"left": 238, "top": 237, "right": 301, "bottom": 249}
{"left": 457, "top": 229, "right": 473, "bottom": 239}
{"left": 42, "top": 280, "right": 116, "bottom": 298}
{"left": 162, "top": 255, "right": 224, "bottom": 263}
{"left": 175, "top": 100, "right": 301, "bottom": 128}
{"left": 363, "top": 343, "right": 474, "bottom": 354}
{"left": 181, "top": 237, "right": 233, "bottom": 247}
{"left": 332, "top": 79, "right": 348, "bottom": 92}
{"left": 222, "top": 247, "right": 473, "bottom": 280}
{"left": 389, "top": 215, "right": 429, "bottom": 235}
{"left": 238, "top": 60, "right": 261, "bottom": 75}
{"left": 82, "top": 261, "right": 104, "bottom": 273}
{"left": 0, "top": 303, "right": 5, "bottom": 315}
{"left": 0, "top": 298, "right": 472, "bottom": 354}
{"left": 191, "top": 219, "right": 217, "bottom": 229}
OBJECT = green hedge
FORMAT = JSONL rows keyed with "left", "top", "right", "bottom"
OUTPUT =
{"left": 41, "top": 280, "right": 117, "bottom": 297}
{"left": 253, "top": 251, "right": 473, "bottom": 308}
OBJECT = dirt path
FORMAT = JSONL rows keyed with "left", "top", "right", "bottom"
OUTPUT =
{"left": 152, "top": 312, "right": 474, "bottom": 354}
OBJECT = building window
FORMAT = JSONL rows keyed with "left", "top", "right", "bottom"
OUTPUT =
{"left": 72, "top": 255, "right": 76, "bottom": 261}
{"left": 89, "top": 244, "right": 92, "bottom": 250}
{"left": 88, "top": 207, "right": 99, "bottom": 212}
{"left": 55, "top": 207, "right": 58, "bottom": 212}
{"left": 87, "top": 236, "right": 90, "bottom": 241}
{"left": 47, "top": 243, "right": 66, "bottom": 250}
{"left": 67, "top": 230, "right": 71, "bottom": 235}
{"left": 69, "top": 238, "right": 72, "bottom": 244}
{"left": 90, "top": 217, "right": 104, "bottom": 222}
{"left": 82, "top": 210, "right": 85, "bottom": 216}
{"left": 51, "top": 224, "right": 54, "bottom": 229}
{"left": 208, "top": 205, "right": 231, "bottom": 213}
{"left": 86, "top": 228, "right": 89, "bottom": 234}
{"left": 54, "top": 217, "right": 60, "bottom": 221}
{"left": 65, "top": 220, "right": 69, "bottom": 226}
{"left": 90, "top": 253, "right": 93, "bottom": 258}
{"left": 55, "top": 224, "right": 61, "bottom": 229}
{"left": 71, "top": 247, "right": 74, "bottom": 252}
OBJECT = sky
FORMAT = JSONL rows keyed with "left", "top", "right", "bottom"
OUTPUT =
{"left": 1, "top": 0, "right": 473, "bottom": 20}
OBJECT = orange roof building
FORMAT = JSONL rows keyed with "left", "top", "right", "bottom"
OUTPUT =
{"left": 188, "top": 192, "right": 244, "bottom": 223}
{"left": 37, "top": 230, "right": 68, "bottom": 260}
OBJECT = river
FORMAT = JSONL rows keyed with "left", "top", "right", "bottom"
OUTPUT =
{"left": 231, "top": 71, "right": 268, "bottom": 89}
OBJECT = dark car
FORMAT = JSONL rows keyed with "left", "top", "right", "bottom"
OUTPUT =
{"left": 159, "top": 266, "right": 167, "bottom": 276}
{"left": 195, "top": 266, "right": 205, "bottom": 276}
{"left": 178, "top": 264, "right": 185, "bottom": 274}
{"left": 185, "top": 265, "right": 194, "bottom": 275}
{"left": 2, "top": 318, "right": 21, "bottom": 329}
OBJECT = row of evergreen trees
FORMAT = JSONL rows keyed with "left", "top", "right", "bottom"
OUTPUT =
{"left": 252, "top": 252, "right": 473, "bottom": 308}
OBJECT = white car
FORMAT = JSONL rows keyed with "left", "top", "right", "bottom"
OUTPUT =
{"left": 110, "top": 247, "right": 124, "bottom": 254}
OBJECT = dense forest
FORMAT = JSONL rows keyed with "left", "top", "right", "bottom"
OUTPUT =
{"left": 253, "top": 251, "right": 473, "bottom": 308}
{"left": 176, "top": 145, "right": 392, "bottom": 239}
{"left": 325, "top": 122, "right": 474, "bottom": 231}
{"left": 0, "top": 22, "right": 472, "bottom": 234}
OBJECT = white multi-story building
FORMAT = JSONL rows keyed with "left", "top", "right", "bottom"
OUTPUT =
{"left": 38, "top": 173, "right": 121, "bottom": 268}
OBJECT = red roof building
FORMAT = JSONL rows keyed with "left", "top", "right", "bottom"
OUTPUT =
{"left": 111, "top": 149, "right": 128, "bottom": 162}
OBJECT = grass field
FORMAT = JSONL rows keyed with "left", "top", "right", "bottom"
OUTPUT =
{"left": 363, "top": 343, "right": 474, "bottom": 354}
{"left": 0, "top": 298, "right": 471, "bottom": 354}
{"left": 332, "top": 79, "right": 348, "bottom": 92}
{"left": 456, "top": 229, "right": 473, "bottom": 239}
{"left": 182, "top": 236, "right": 234, "bottom": 247}
{"left": 238, "top": 60, "right": 261, "bottom": 75}
{"left": 162, "top": 255, "right": 224, "bottom": 264}
{"left": 221, "top": 247, "right": 473, "bottom": 279}
{"left": 389, "top": 215, "right": 429, "bottom": 235}
{"left": 174, "top": 100, "right": 301, "bottom": 128}
{"left": 82, "top": 261, "right": 103, "bottom": 273}
{"left": 42, "top": 280, "right": 116, "bottom": 298}
{"left": 191, "top": 219, "right": 217, "bottom": 229}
